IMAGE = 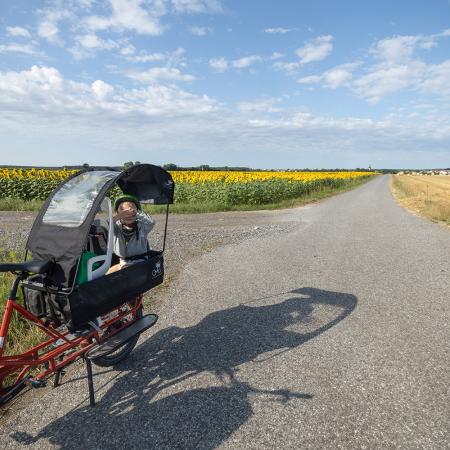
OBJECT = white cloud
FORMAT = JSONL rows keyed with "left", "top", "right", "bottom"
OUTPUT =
{"left": 120, "top": 44, "right": 136, "bottom": 55}
{"left": 6, "top": 26, "right": 31, "bottom": 38}
{"left": 270, "top": 52, "right": 284, "bottom": 60}
{"left": 419, "top": 60, "right": 450, "bottom": 96}
{"left": 296, "top": 35, "right": 333, "bottom": 64}
{"left": 264, "top": 27, "right": 292, "bottom": 34}
{"left": 78, "top": 0, "right": 95, "bottom": 9}
{"left": 127, "top": 67, "right": 195, "bottom": 83}
{"left": 37, "top": 7, "right": 73, "bottom": 44}
{"left": 353, "top": 31, "right": 450, "bottom": 102}
{"left": 84, "top": 0, "right": 167, "bottom": 35}
{"left": 209, "top": 55, "right": 262, "bottom": 71}
{"left": 232, "top": 55, "right": 262, "bottom": 68}
{"left": 171, "top": 0, "right": 222, "bottom": 13}
{"left": 297, "top": 75, "right": 322, "bottom": 85}
{"left": 0, "top": 43, "right": 38, "bottom": 55}
{"left": 273, "top": 35, "right": 334, "bottom": 73}
{"left": 273, "top": 61, "right": 301, "bottom": 72}
{"left": 129, "top": 52, "right": 166, "bottom": 63}
{"left": 298, "top": 62, "right": 362, "bottom": 89}
{"left": 69, "top": 34, "right": 119, "bottom": 60}
{"left": 371, "top": 35, "right": 419, "bottom": 63}
{"left": 322, "top": 66, "right": 355, "bottom": 88}
{"left": 370, "top": 31, "right": 450, "bottom": 63}
{"left": 1, "top": 66, "right": 450, "bottom": 168}
{"left": 125, "top": 47, "right": 185, "bottom": 65}
{"left": 354, "top": 61, "right": 425, "bottom": 103}
{"left": 294, "top": 30, "right": 450, "bottom": 102}
{"left": 0, "top": 65, "right": 215, "bottom": 117}
{"left": 189, "top": 26, "right": 212, "bottom": 36}
{"left": 78, "top": 34, "right": 118, "bottom": 50}
{"left": 91, "top": 79, "right": 114, "bottom": 99}
{"left": 237, "top": 98, "right": 282, "bottom": 113}
{"left": 209, "top": 57, "right": 228, "bottom": 72}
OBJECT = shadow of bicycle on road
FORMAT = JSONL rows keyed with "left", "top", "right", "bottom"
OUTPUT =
{"left": 11, "top": 287, "right": 357, "bottom": 449}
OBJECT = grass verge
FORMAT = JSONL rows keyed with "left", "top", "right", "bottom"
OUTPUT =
{"left": 0, "top": 250, "right": 45, "bottom": 358}
{"left": 0, "top": 198, "right": 45, "bottom": 211}
{"left": 391, "top": 175, "right": 450, "bottom": 225}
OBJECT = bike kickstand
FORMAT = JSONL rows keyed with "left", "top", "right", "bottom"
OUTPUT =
{"left": 84, "top": 357, "right": 96, "bottom": 407}
{"left": 53, "top": 369, "right": 65, "bottom": 388}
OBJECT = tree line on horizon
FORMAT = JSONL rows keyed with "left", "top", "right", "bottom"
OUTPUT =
{"left": 0, "top": 162, "right": 420, "bottom": 173}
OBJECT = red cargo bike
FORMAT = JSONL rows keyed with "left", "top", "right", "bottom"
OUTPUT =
{"left": 0, "top": 164, "right": 174, "bottom": 406}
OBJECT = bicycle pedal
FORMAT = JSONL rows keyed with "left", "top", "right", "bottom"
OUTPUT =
{"left": 29, "top": 379, "right": 47, "bottom": 389}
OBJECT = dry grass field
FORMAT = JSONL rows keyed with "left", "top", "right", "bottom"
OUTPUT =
{"left": 391, "top": 175, "right": 450, "bottom": 225}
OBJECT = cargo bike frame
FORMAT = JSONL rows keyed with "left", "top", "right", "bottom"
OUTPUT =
{"left": 0, "top": 164, "right": 174, "bottom": 407}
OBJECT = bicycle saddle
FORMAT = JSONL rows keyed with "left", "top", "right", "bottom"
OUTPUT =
{"left": 0, "top": 260, "right": 52, "bottom": 274}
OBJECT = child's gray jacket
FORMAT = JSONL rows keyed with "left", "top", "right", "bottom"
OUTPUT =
{"left": 113, "top": 211, "right": 155, "bottom": 262}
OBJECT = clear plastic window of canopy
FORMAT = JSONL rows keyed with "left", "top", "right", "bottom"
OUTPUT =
{"left": 42, "top": 171, "right": 118, "bottom": 227}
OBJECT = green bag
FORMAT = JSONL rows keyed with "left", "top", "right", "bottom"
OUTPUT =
{"left": 76, "top": 252, "right": 101, "bottom": 286}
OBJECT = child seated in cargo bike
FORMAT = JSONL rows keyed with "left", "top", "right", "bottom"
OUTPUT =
{"left": 107, "top": 194, "right": 155, "bottom": 274}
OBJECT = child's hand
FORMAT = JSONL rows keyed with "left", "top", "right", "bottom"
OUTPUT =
{"left": 117, "top": 203, "right": 137, "bottom": 224}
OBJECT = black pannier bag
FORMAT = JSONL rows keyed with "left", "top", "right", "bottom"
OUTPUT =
{"left": 22, "top": 275, "right": 47, "bottom": 319}
{"left": 67, "top": 252, "right": 164, "bottom": 329}
{"left": 22, "top": 276, "right": 71, "bottom": 326}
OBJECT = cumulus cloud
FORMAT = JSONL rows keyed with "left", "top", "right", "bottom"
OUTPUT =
{"left": 353, "top": 30, "right": 450, "bottom": 102}
{"left": 237, "top": 98, "right": 282, "bottom": 113}
{"left": 1, "top": 66, "right": 449, "bottom": 168}
{"left": 264, "top": 27, "right": 292, "bottom": 34}
{"left": 77, "top": 34, "right": 118, "bottom": 50}
{"left": 297, "top": 75, "right": 322, "bottom": 85}
{"left": 0, "top": 43, "right": 38, "bottom": 55}
{"left": 209, "top": 57, "right": 228, "bottom": 72}
{"left": 125, "top": 47, "right": 186, "bottom": 66}
{"left": 171, "top": 0, "right": 222, "bottom": 14}
{"left": 127, "top": 67, "right": 195, "bottom": 83}
{"left": 293, "top": 29, "right": 450, "bottom": 102}
{"left": 209, "top": 55, "right": 262, "bottom": 71}
{"left": 128, "top": 52, "right": 166, "bottom": 62}
{"left": 91, "top": 79, "right": 114, "bottom": 99}
{"left": 232, "top": 55, "right": 262, "bottom": 68}
{"left": 296, "top": 35, "right": 334, "bottom": 64}
{"left": 6, "top": 26, "right": 31, "bottom": 38}
{"left": 272, "top": 61, "right": 302, "bottom": 73}
{"left": 69, "top": 34, "right": 119, "bottom": 59}
{"left": 0, "top": 65, "right": 215, "bottom": 117}
{"left": 189, "top": 26, "right": 212, "bottom": 36}
{"left": 120, "top": 44, "right": 136, "bottom": 55}
{"left": 273, "top": 35, "right": 334, "bottom": 73}
{"left": 298, "top": 62, "right": 362, "bottom": 89}
{"left": 353, "top": 62, "right": 425, "bottom": 103}
{"left": 37, "top": 7, "right": 73, "bottom": 44}
{"left": 84, "top": 0, "right": 167, "bottom": 35}
{"left": 418, "top": 60, "right": 450, "bottom": 96}
{"left": 370, "top": 35, "right": 419, "bottom": 63}
{"left": 33, "top": 0, "right": 224, "bottom": 49}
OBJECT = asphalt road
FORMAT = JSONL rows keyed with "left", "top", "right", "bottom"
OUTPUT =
{"left": 1, "top": 175, "right": 449, "bottom": 449}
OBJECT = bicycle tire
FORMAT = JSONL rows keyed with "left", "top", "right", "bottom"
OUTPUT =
{"left": 92, "top": 306, "right": 143, "bottom": 367}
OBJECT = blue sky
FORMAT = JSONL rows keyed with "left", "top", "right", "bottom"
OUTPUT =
{"left": 0, "top": 0, "right": 449, "bottom": 169}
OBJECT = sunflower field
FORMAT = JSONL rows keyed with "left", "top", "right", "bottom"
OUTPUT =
{"left": 0, "top": 168, "right": 375, "bottom": 206}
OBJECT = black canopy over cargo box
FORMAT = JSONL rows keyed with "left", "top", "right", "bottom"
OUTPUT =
{"left": 23, "top": 164, "right": 175, "bottom": 329}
